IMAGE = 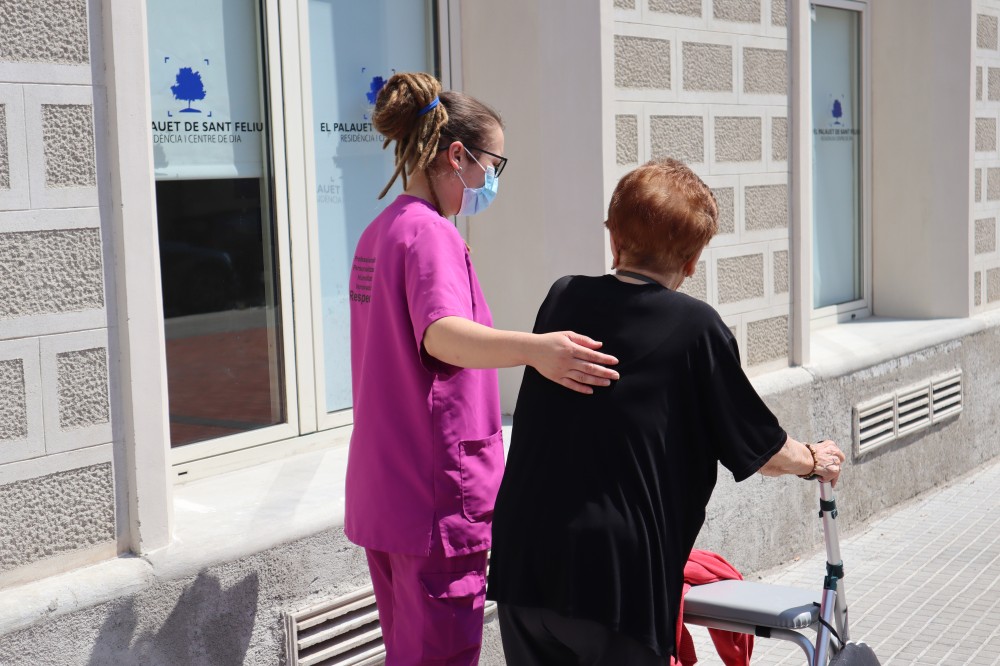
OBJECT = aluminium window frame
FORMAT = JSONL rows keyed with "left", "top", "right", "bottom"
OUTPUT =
{"left": 167, "top": 0, "right": 301, "bottom": 469}
{"left": 300, "top": 0, "right": 459, "bottom": 434}
{"left": 807, "top": 0, "right": 873, "bottom": 328}
{"left": 170, "top": 0, "right": 460, "bottom": 480}
{"left": 791, "top": 0, "right": 873, "bottom": 366}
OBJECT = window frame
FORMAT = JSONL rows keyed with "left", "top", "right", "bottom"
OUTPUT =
{"left": 168, "top": 0, "right": 459, "bottom": 477}
{"left": 300, "top": 0, "right": 457, "bottom": 433}
{"left": 807, "top": 0, "right": 873, "bottom": 328}
{"left": 165, "top": 0, "right": 301, "bottom": 468}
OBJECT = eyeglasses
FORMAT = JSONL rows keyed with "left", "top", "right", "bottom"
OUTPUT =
{"left": 467, "top": 145, "right": 508, "bottom": 178}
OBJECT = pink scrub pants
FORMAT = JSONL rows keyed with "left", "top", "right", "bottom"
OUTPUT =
{"left": 365, "top": 545, "right": 489, "bottom": 665}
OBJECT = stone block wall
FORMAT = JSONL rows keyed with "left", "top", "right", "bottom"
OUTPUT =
{"left": 613, "top": 0, "right": 791, "bottom": 371}
{"left": 0, "top": 0, "right": 116, "bottom": 586}
{"left": 975, "top": 2, "right": 1000, "bottom": 312}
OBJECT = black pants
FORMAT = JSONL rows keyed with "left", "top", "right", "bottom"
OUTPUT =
{"left": 497, "top": 604, "right": 666, "bottom": 666}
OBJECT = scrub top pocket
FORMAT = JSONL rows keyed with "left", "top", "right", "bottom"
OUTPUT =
{"left": 458, "top": 429, "right": 504, "bottom": 522}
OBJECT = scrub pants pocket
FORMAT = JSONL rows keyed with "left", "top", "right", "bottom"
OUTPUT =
{"left": 368, "top": 548, "right": 487, "bottom": 666}
{"left": 418, "top": 569, "right": 486, "bottom": 661}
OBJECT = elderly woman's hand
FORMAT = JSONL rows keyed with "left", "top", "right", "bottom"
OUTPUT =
{"left": 759, "top": 437, "right": 846, "bottom": 486}
{"left": 807, "top": 439, "right": 846, "bottom": 486}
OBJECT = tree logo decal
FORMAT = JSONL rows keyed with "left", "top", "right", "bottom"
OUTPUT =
{"left": 831, "top": 98, "right": 843, "bottom": 126}
{"left": 366, "top": 76, "right": 387, "bottom": 105}
{"left": 172, "top": 67, "right": 207, "bottom": 113}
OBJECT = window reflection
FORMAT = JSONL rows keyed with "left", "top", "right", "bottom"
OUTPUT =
{"left": 157, "top": 178, "right": 285, "bottom": 447}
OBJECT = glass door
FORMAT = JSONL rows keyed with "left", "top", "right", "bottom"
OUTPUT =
{"left": 811, "top": 1, "right": 870, "bottom": 318}
{"left": 147, "top": 0, "right": 297, "bottom": 455}
{"left": 303, "top": 0, "right": 439, "bottom": 425}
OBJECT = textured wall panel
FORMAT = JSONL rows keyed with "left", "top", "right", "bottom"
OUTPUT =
{"left": 649, "top": 0, "right": 702, "bottom": 16}
{"left": 989, "top": 268, "right": 1000, "bottom": 303}
{"left": 745, "top": 184, "right": 787, "bottom": 230}
{"left": 615, "top": 36, "right": 671, "bottom": 89}
{"left": 990, "top": 68, "right": 1000, "bottom": 101}
{"left": 988, "top": 167, "right": 1000, "bottom": 201}
{"left": 773, "top": 249, "right": 788, "bottom": 294}
{"left": 975, "top": 271, "right": 983, "bottom": 307}
{"left": 979, "top": 14, "right": 998, "bottom": 50}
{"left": 651, "top": 115, "right": 704, "bottom": 163}
{"left": 771, "top": 0, "right": 787, "bottom": 26}
{"left": 42, "top": 104, "right": 96, "bottom": 188}
{"left": 718, "top": 253, "right": 765, "bottom": 303}
{"left": 977, "top": 168, "right": 983, "bottom": 203}
{"left": 743, "top": 48, "right": 787, "bottom": 95}
{"left": 0, "top": 0, "right": 90, "bottom": 65}
{"left": 682, "top": 43, "right": 732, "bottom": 92}
{"left": 712, "top": 187, "right": 735, "bottom": 234}
{"left": 0, "top": 359, "right": 28, "bottom": 441}
{"left": 715, "top": 116, "right": 762, "bottom": 162}
{"left": 747, "top": 315, "right": 788, "bottom": 365}
{"left": 0, "top": 104, "right": 8, "bottom": 190}
{"left": 0, "top": 464, "right": 114, "bottom": 573}
{"left": 976, "top": 218, "right": 997, "bottom": 255}
{"left": 57, "top": 347, "right": 109, "bottom": 431}
{"left": 714, "top": 0, "right": 760, "bottom": 23}
{"left": 0, "top": 229, "right": 105, "bottom": 319}
{"left": 976, "top": 117, "right": 996, "bottom": 152}
{"left": 771, "top": 116, "right": 787, "bottom": 161}
{"left": 678, "top": 260, "right": 707, "bottom": 301}
{"left": 978, "top": 67, "right": 984, "bottom": 101}
{"left": 615, "top": 0, "right": 636, "bottom": 8}
{"left": 616, "top": 115, "right": 638, "bottom": 165}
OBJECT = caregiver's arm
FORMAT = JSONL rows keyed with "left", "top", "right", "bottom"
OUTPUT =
{"left": 423, "top": 316, "right": 619, "bottom": 394}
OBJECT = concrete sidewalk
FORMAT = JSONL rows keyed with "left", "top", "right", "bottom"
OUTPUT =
{"left": 689, "top": 457, "right": 1000, "bottom": 665}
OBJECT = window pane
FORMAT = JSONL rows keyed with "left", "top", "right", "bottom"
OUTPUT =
{"left": 812, "top": 6, "right": 863, "bottom": 309}
{"left": 307, "top": 0, "right": 435, "bottom": 413}
{"left": 147, "top": 0, "right": 286, "bottom": 447}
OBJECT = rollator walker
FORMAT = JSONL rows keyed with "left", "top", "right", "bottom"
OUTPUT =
{"left": 683, "top": 481, "right": 881, "bottom": 665}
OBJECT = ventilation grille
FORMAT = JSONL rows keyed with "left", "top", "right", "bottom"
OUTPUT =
{"left": 853, "top": 370, "right": 962, "bottom": 456}
{"left": 931, "top": 372, "right": 963, "bottom": 421}
{"left": 285, "top": 564, "right": 497, "bottom": 665}
{"left": 284, "top": 586, "right": 384, "bottom": 666}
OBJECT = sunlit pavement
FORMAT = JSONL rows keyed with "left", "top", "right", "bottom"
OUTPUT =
{"left": 688, "top": 458, "right": 1000, "bottom": 665}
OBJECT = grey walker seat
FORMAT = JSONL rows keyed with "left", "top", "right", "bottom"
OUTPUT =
{"left": 682, "top": 481, "right": 881, "bottom": 665}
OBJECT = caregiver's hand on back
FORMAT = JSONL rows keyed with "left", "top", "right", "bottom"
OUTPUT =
{"left": 423, "top": 316, "right": 619, "bottom": 394}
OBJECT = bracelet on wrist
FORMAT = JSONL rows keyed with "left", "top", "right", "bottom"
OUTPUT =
{"left": 798, "top": 443, "right": 821, "bottom": 481}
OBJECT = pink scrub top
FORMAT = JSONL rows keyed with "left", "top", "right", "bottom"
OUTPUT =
{"left": 345, "top": 194, "right": 504, "bottom": 558}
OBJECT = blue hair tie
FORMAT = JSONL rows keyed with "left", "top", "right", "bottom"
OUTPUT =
{"left": 416, "top": 97, "right": 439, "bottom": 117}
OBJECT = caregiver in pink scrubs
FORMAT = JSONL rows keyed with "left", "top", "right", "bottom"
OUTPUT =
{"left": 345, "top": 72, "right": 620, "bottom": 665}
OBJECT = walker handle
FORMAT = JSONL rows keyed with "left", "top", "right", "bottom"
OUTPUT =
{"left": 818, "top": 480, "right": 850, "bottom": 645}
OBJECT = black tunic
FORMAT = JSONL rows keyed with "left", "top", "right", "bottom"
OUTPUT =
{"left": 486, "top": 275, "right": 787, "bottom": 658}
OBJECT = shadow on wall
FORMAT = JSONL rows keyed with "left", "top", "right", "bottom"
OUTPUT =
{"left": 87, "top": 571, "right": 260, "bottom": 666}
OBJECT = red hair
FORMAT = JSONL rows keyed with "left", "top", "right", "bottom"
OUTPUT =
{"left": 605, "top": 158, "right": 718, "bottom": 271}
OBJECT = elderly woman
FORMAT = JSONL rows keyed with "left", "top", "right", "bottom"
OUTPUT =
{"left": 486, "top": 158, "right": 845, "bottom": 665}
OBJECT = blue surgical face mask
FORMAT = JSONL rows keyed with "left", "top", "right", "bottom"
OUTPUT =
{"left": 457, "top": 147, "right": 499, "bottom": 216}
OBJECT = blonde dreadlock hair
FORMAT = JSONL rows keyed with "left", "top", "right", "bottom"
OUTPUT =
{"left": 372, "top": 72, "right": 503, "bottom": 213}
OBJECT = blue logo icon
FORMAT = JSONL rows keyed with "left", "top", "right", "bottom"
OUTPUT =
{"left": 366, "top": 76, "right": 387, "bottom": 105}
{"left": 831, "top": 97, "right": 844, "bottom": 126}
{"left": 172, "top": 67, "right": 207, "bottom": 113}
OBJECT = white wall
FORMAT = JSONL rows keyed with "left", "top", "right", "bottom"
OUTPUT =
{"left": 871, "top": 0, "right": 972, "bottom": 318}
{"left": 460, "top": 0, "right": 610, "bottom": 411}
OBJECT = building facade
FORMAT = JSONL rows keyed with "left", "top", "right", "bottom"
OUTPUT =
{"left": 1, "top": 0, "right": 999, "bottom": 663}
